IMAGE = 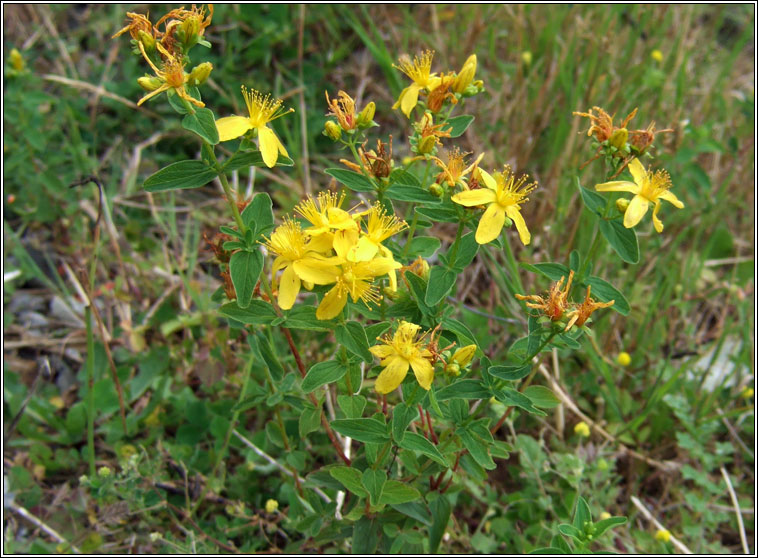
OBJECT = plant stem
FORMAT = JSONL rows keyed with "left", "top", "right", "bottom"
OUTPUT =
{"left": 206, "top": 143, "right": 247, "bottom": 234}
{"left": 447, "top": 220, "right": 466, "bottom": 266}
{"left": 85, "top": 305, "right": 96, "bottom": 478}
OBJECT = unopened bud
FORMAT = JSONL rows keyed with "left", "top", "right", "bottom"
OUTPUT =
{"left": 616, "top": 352, "right": 631, "bottom": 367}
{"left": 357, "top": 102, "right": 376, "bottom": 128}
{"left": 521, "top": 51, "right": 533, "bottom": 66}
{"left": 415, "top": 259, "right": 430, "bottom": 281}
{"left": 453, "top": 54, "right": 477, "bottom": 93}
{"left": 609, "top": 128, "right": 628, "bottom": 150}
{"left": 188, "top": 62, "right": 213, "bottom": 86}
{"left": 651, "top": 49, "right": 664, "bottom": 64}
{"left": 741, "top": 387, "right": 754, "bottom": 399}
{"left": 9, "top": 48, "right": 25, "bottom": 72}
{"left": 451, "top": 344, "right": 477, "bottom": 367}
{"left": 616, "top": 198, "right": 631, "bottom": 214}
{"left": 265, "top": 499, "right": 279, "bottom": 513}
{"left": 97, "top": 466, "right": 112, "bottom": 478}
{"left": 429, "top": 183, "right": 444, "bottom": 198}
{"left": 324, "top": 120, "right": 342, "bottom": 141}
{"left": 445, "top": 362, "right": 461, "bottom": 376}
{"left": 503, "top": 215, "right": 514, "bottom": 228}
{"left": 655, "top": 529, "right": 671, "bottom": 543}
{"left": 182, "top": 16, "right": 201, "bottom": 43}
{"left": 136, "top": 30, "right": 156, "bottom": 52}
{"left": 574, "top": 421, "right": 590, "bottom": 438}
{"left": 417, "top": 135, "right": 437, "bottom": 155}
{"left": 138, "top": 76, "right": 163, "bottom": 91}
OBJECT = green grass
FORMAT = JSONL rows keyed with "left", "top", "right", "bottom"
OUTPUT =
{"left": 3, "top": 4, "right": 754, "bottom": 554}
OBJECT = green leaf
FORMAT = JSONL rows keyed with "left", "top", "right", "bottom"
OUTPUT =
{"left": 593, "top": 516, "right": 627, "bottom": 537}
{"left": 364, "top": 321, "right": 391, "bottom": 343}
{"left": 336, "top": 321, "right": 373, "bottom": 363}
{"left": 558, "top": 524, "right": 583, "bottom": 540}
{"left": 143, "top": 160, "right": 216, "bottom": 192}
{"left": 425, "top": 266, "right": 456, "bottom": 306}
{"left": 444, "top": 115, "right": 474, "bottom": 138}
{"left": 299, "top": 403, "right": 322, "bottom": 438}
{"left": 405, "top": 236, "right": 441, "bottom": 257}
{"left": 282, "top": 306, "right": 336, "bottom": 331}
{"left": 529, "top": 547, "right": 569, "bottom": 555}
{"left": 391, "top": 502, "right": 433, "bottom": 525}
{"left": 329, "top": 466, "right": 367, "bottom": 497}
{"left": 456, "top": 426, "right": 496, "bottom": 470}
{"left": 167, "top": 85, "right": 200, "bottom": 114}
{"left": 390, "top": 168, "right": 421, "bottom": 187}
{"left": 218, "top": 300, "right": 276, "bottom": 325}
{"left": 324, "top": 168, "right": 375, "bottom": 192}
{"left": 361, "top": 469, "right": 386, "bottom": 506}
{"left": 241, "top": 192, "right": 275, "bottom": 238}
{"left": 249, "top": 332, "right": 284, "bottom": 381}
{"left": 416, "top": 206, "right": 460, "bottom": 223}
{"left": 573, "top": 496, "right": 592, "bottom": 531}
{"left": 181, "top": 107, "right": 219, "bottom": 144}
{"left": 229, "top": 250, "right": 263, "bottom": 308}
{"left": 337, "top": 394, "right": 367, "bottom": 419}
{"left": 331, "top": 418, "right": 389, "bottom": 444}
{"left": 524, "top": 386, "right": 561, "bottom": 408}
{"left": 599, "top": 219, "right": 639, "bottom": 264}
{"left": 583, "top": 276, "right": 629, "bottom": 315}
{"left": 447, "top": 232, "right": 479, "bottom": 272}
{"left": 397, "top": 432, "right": 448, "bottom": 466}
{"left": 302, "top": 361, "right": 347, "bottom": 393}
{"left": 391, "top": 403, "right": 417, "bottom": 443}
{"left": 385, "top": 184, "right": 441, "bottom": 203}
{"left": 488, "top": 363, "right": 531, "bottom": 381}
{"left": 352, "top": 517, "right": 379, "bottom": 554}
{"left": 442, "top": 317, "right": 479, "bottom": 346}
{"left": 436, "top": 380, "right": 490, "bottom": 401}
{"left": 577, "top": 179, "right": 606, "bottom": 214}
{"left": 521, "top": 262, "right": 572, "bottom": 282}
{"left": 379, "top": 481, "right": 421, "bottom": 505}
{"left": 496, "top": 388, "right": 547, "bottom": 416}
{"left": 224, "top": 150, "right": 293, "bottom": 171}
{"left": 429, "top": 496, "right": 451, "bottom": 554}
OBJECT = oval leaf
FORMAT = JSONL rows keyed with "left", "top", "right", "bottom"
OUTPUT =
{"left": 331, "top": 418, "right": 389, "bottom": 444}
{"left": 302, "top": 361, "right": 347, "bottom": 393}
{"left": 143, "top": 160, "right": 216, "bottom": 192}
{"left": 182, "top": 107, "right": 219, "bottom": 144}
{"left": 325, "top": 168, "right": 375, "bottom": 192}
{"left": 229, "top": 250, "right": 263, "bottom": 308}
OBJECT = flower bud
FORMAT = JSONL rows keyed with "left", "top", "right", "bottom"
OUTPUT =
{"left": 453, "top": 54, "right": 477, "bottom": 93}
{"left": 651, "top": 49, "right": 664, "bottom": 64}
{"left": 655, "top": 529, "right": 671, "bottom": 543}
{"left": 451, "top": 344, "right": 477, "bottom": 367}
{"left": 97, "top": 466, "right": 112, "bottom": 478}
{"left": 521, "top": 51, "right": 533, "bottom": 66}
{"left": 415, "top": 258, "right": 430, "bottom": 281}
{"left": 503, "top": 215, "right": 514, "bottom": 228}
{"left": 417, "top": 134, "right": 437, "bottom": 155}
{"left": 265, "top": 499, "right": 279, "bottom": 513}
{"left": 357, "top": 101, "right": 376, "bottom": 128}
{"left": 188, "top": 62, "right": 213, "bottom": 86}
{"left": 429, "top": 183, "right": 444, "bottom": 198}
{"left": 616, "top": 351, "right": 631, "bottom": 367}
{"left": 574, "top": 421, "right": 590, "bottom": 438}
{"left": 615, "top": 198, "right": 631, "bottom": 214}
{"left": 609, "top": 128, "right": 628, "bottom": 150}
{"left": 445, "top": 362, "right": 461, "bottom": 377}
{"left": 182, "top": 16, "right": 201, "bottom": 46}
{"left": 324, "top": 120, "right": 342, "bottom": 141}
{"left": 9, "top": 48, "right": 25, "bottom": 72}
{"left": 136, "top": 30, "right": 156, "bottom": 52}
{"left": 741, "top": 387, "right": 754, "bottom": 399}
{"left": 137, "top": 76, "right": 163, "bottom": 91}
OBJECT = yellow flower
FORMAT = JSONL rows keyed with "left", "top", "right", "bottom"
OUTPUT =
{"left": 741, "top": 387, "right": 754, "bottom": 399}
{"left": 616, "top": 352, "right": 631, "bottom": 367}
{"left": 325, "top": 90, "right": 357, "bottom": 131}
{"left": 294, "top": 191, "right": 357, "bottom": 240}
{"left": 651, "top": 49, "right": 664, "bottom": 63}
{"left": 655, "top": 529, "right": 671, "bottom": 543}
{"left": 265, "top": 499, "right": 279, "bottom": 514}
{"left": 574, "top": 421, "right": 590, "bottom": 437}
{"left": 369, "top": 321, "right": 434, "bottom": 394}
{"left": 595, "top": 158, "right": 684, "bottom": 233}
{"left": 315, "top": 230, "right": 401, "bottom": 320}
{"left": 393, "top": 50, "right": 436, "bottom": 117}
{"left": 136, "top": 42, "right": 205, "bottom": 108}
{"left": 348, "top": 204, "right": 407, "bottom": 262}
{"left": 452, "top": 165, "right": 537, "bottom": 245}
{"left": 264, "top": 220, "right": 340, "bottom": 310}
{"left": 9, "top": 48, "right": 25, "bottom": 72}
{"left": 434, "top": 148, "right": 484, "bottom": 189}
{"left": 215, "top": 86, "right": 293, "bottom": 168}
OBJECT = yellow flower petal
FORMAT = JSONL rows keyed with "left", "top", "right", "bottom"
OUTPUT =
{"left": 477, "top": 168, "right": 498, "bottom": 190}
{"left": 316, "top": 285, "right": 347, "bottom": 320}
{"left": 451, "top": 188, "right": 497, "bottom": 207}
{"left": 651, "top": 199, "right": 664, "bottom": 233}
{"left": 397, "top": 83, "right": 423, "bottom": 117}
{"left": 292, "top": 258, "right": 339, "bottom": 285}
{"left": 595, "top": 180, "right": 639, "bottom": 194}
{"left": 375, "top": 356, "right": 410, "bottom": 394}
{"left": 333, "top": 229, "right": 359, "bottom": 261}
{"left": 369, "top": 344, "right": 395, "bottom": 359}
{"left": 409, "top": 356, "right": 434, "bottom": 390}
{"left": 348, "top": 236, "right": 379, "bottom": 262}
{"left": 475, "top": 203, "right": 506, "bottom": 244}
{"left": 505, "top": 205, "right": 531, "bottom": 246}
{"left": 257, "top": 125, "right": 280, "bottom": 168}
{"left": 452, "top": 344, "right": 477, "bottom": 367}
{"left": 216, "top": 116, "right": 252, "bottom": 142}
{"left": 358, "top": 257, "right": 402, "bottom": 278}
{"left": 623, "top": 194, "right": 649, "bottom": 229}
{"left": 277, "top": 265, "right": 300, "bottom": 310}
{"left": 627, "top": 158, "right": 646, "bottom": 185}
{"left": 658, "top": 189, "right": 684, "bottom": 208}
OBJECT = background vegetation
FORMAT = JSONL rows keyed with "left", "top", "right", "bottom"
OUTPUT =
{"left": 3, "top": 4, "right": 754, "bottom": 553}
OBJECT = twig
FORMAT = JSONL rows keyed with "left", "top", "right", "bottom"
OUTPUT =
{"left": 42, "top": 74, "right": 159, "bottom": 116}
{"left": 552, "top": 348, "right": 565, "bottom": 439}
{"left": 630, "top": 496, "right": 693, "bottom": 554}
{"left": 716, "top": 408, "right": 754, "bottom": 459}
{"left": 335, "top": 434, "right": 352, "bottom": 520}
{"left": 8, "top": 502, "right": 82, "bottom": 554}
{"left": 232, "top": 430, "right": 331, "bottom": 503}
{"left": 720, "top": 466, "right": 749, "bottom": 554}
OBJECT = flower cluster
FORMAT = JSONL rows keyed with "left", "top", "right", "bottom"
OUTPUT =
{"left": 264, "top": 193, "right": 407, "bottom": 320}
{"left": 113, "top": 5, "right": 214, "bottom": 108}
{"left": 516, "top": 271, "right": 614, "bottom": 331}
